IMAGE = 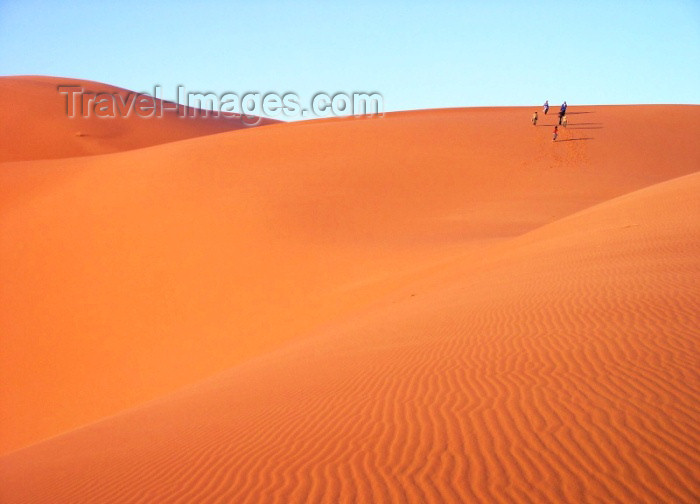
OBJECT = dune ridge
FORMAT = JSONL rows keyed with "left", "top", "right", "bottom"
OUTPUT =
{"left": 1, "top": 105, "right": 698, "bottom": 456}
{"left": 1, "top": 99, "right": 699, "bottom": 502}
{"left": 1, "top": 170, "right": 698, "bottom": 503}
{"left": 0, "top": 76, "right": 279, "bottom": 162}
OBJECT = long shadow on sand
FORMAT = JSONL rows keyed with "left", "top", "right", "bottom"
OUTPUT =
{"left": 556, "top": 137, "right": 594, "bottom": 142}
{"left": 537, "top": 124, "right": 602, "bottom": 128}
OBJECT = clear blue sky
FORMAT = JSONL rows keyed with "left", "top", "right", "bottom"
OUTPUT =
{"left": 1, "top": 0, "right": 698, "bottom": 113}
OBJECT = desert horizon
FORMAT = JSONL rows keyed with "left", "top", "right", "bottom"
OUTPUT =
{"left": 1, "top": 71, "right": 698, "bottom": 502}
{"left": 1, "top": 3, "right": 699, "bottom": 502}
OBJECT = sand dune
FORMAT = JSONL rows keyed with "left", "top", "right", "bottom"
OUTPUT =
{"left": 0, "top": 76, "right": 278, "bottom": 162}
{"left": 0, "top": 99, "right": 699, "bottom": 502}
{"left": 1, "top": 170, "right": 698, "bottom": 503}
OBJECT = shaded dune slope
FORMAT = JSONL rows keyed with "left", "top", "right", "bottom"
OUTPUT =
{"left": 0, "top": 106, "right": 698, "bottom": 455}
{"left": 0, "top": 76, "right": 279, "bottom": 162}
{"left": 1, "top": 171, "right": 698, "bottom": 503}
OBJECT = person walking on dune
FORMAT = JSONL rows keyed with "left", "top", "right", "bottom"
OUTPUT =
{"left": 558, "top": 109, "right": 565, "bottom": 125}
{"left": 552, "top": 125, "right": 558, "bottom": 141}
{"left": 562, "top": 115, "right": 567, "bottom": 127}
{"left": 532, "top": 111, "right": 538, "bottom": 125}
{"left": 543, "top": 100, "right": 549, "bottom": 115}
{"left": 560, "top": 101, "right": 567, "bottom": 115}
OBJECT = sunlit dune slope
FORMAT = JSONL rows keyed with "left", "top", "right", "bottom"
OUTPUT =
{"left": 1, "top": 170, "right": 698, "bottom": 503}
{"left": 0, "top": 76, "right": 278, "bottom": 162}
{"left": 0, "top": 105, "right": 698, "bottom": 456}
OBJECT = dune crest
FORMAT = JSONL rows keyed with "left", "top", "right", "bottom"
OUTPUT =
{"left": 1, "top": 105, "right": 699, "bottom": 455}
{"left": 1, "top": 99, "right": 699, "bottom": 502}
{"left": 1, "top": 170, "right": 698, "bottom": 503}
{"left": 0, "top": 76, "right": 279, "bottom": 162}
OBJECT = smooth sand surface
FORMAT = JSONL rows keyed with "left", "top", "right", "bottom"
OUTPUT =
{"left": 0, "top": 76, "right": 278, "bottom": 162}
{"left": 0, "top": 98, "right": 698, "bottom": 502}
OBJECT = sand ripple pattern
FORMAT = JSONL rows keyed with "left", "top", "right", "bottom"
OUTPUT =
{"left": 1, "top": 172, "right": 698, "bottom": 503}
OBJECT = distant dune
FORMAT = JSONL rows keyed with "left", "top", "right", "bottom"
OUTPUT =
{"left": 0, "top": 88, "right": 698, "bottom": 503}
{"left": 0, "top": 76, "right": 278, "bottom": 162}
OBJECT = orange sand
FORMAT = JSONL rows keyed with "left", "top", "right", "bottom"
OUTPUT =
{"left": 0, "top": 89, "right": 698, "bottom": 502}
{"left": 0, "top": 76, "right": 278, "bottom": 162}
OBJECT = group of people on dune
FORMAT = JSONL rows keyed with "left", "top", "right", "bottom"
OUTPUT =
{"left": 531, "top": 101, "right": 568, "bottom": 141}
